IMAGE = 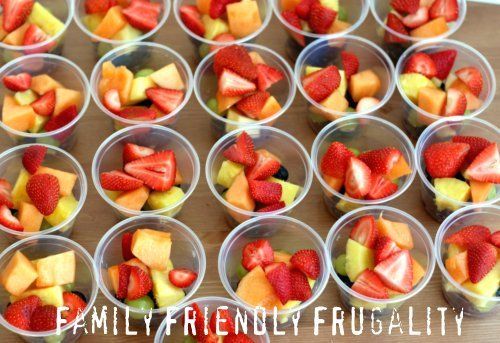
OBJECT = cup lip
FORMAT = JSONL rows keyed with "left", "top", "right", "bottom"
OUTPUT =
{"left": 272, "top": 0, "right": 370, "bottom": 39}
{"left": 311, "top": 114, "right": 417, "bottom": 205}
{"left": 0, "top": 53, "right": 91, "bottom": 138}
{"left": 0, "top": 235, "right": 99, "bottom": 337}
{"left": 0, "top": 143, "right": 88, "bottom": 237}
{"left": 395, "top": 38, "right": 497, "bottom": 121}
{"left": 93, "top": 214, "right": 207, "bottom": 315}
{"left": 91, "top": 124, "right": 201, "bottom": 216}
{"left": 370, "top": 0, "right": 467, "bottom": 43}
{"left": 218, "top": 215, "right": 330, "bottom": 316}
{"left": 173, "top": 0, "right": 273, "bottom": 46}
{"left": 73, "top": 0, "right": 171, "bottom": 45}
{"left": 89, "top": 41, "right": 194, "bottom": 126}
{"left": 415, "top": 116, "right": 500, "bottom": 208}
{"left": 205, "top": 126, "right": 313, "bottom": 217}
{"left": 435, "top": 203, "right": 500, "bottom": 302}
{"left": 294, "top": 35, "right": 396, "bottom": 118}
{"left": 194, "top": 43, "right": 296, "bottom": 126}
{"left": 326, "top": 205, "right": 436, "bottom": 304}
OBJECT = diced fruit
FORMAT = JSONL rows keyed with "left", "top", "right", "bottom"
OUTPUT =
{"left": 467, "top": 242, "right": 497, "bottom": 283}
{"left": 26, "top": 173, "right": 59, "bottom": 216}
{"left": 429, "top": 0, "right": 459, "bottom": 22}
{"left": 281, "top": 10, "right": 305, "bottom": 46}
{"left": 127, "top": 77, "right": 155, "bottom": 105}
{"left": 417, "top": 86, "right": 446, "bottom": 115}
{"left": 348, "top": 69, "right": 381, "bottom": 103}
{"left": 410, "top": 17, "right": 448, "bottom": 38}
{"left": 218, "top": 69, "right": 256, "bottom": 97}
{"left": 344, "top": 157, "right": 371, "bottom": 199}
{"left": 3, "top": 296, "right": 41, "bottom": 330}
{"left": 402, "top": 6, "right": 429, "bottom": 28}
{"left": 27, "top": 2, "right": 64, "bottom": 36}
{"left": 93, "top": 6, "right": 127, "bottom": 38}
{"left": 11, "top": 168, "right": 31, "bottom": 208}
{"left": 356, "top": 97, "right": 380, "bottom": 112}
{"left": 0, "top": 179, "right": 13, "bottom": 209}
{"left": 464, "top": 144, "right": 500, "bottom": 183}
{"left": 320, "top": 141, "right": 354, "bottom": 178}
{"left": 115, "top": 186, "right": 150, "bottom": 211}
{"left": 241, "top": 239, "right": 273, "bottom": 271}
{"left": 62, "top": 292, "right": 87, "bottom": 323}
{"left": 168, "top": 268, "right": 197, "bottom": 288}
{"left": 334, "top": 254, "right": 347, "bottom": 276}
{"left": 100, "top": 170, "right": 143, "bottom": 191}
{"left": 122, "top": 0, "right": 161, "bottom": 32}
{"left": 424, "top": 142, "right": 469, "bottom": 178}
{"left": 448, "top": 243, "right": 465, "bottom": 259}
{"left": 236, "top": 266, "right": 283, "bottom": 310}
{"left": 147, "top": 186, "right": 185, "bottom": 210}
{"left": 377, "top": 216, "right": 414, "bottom": 250}
{"left": 3, "top": 22, "right": 30, "bottom": 45}
{"left": 2, "top": 95, "right": 36, "bottom": 131}
{"left": 374, "top": 250, "right": 413, "bottom": 293}
{"left": 434, "top": 178, "right": 470, "bottom": 211}
{"left": 18, "top": 201, "right": 43, "bottom": 232}
{"left": 226, "top": 0, "right": 262, "bottom": 38}
{"left": 429, "top": 49, "right": 457, "bottom": 80}
{"left": 452, "top": 135, "right": 492, "bottom": 165}
{"left": 99, "top": 62, "right": 134, "bottom": 104}
{"left": 30, "top": 90, "right": 55, "bottom": 116}
{"left": 455, "top": 67, "right": 482, "bottom": 97}
{"left": 126, "top": 265, "right": 152, "bottom": 300}
{"left": 264, "top": 262, "right": 292, "bottom": 304}
{"left": 209, "top": 308, "right": 235, "bottom": 334}
{"left": 374, "top": 236, "right": 401, "bottom": 264}
{"left": 411, "top": 257, "right": 425, "bottom": 286}
{"left": 345, "top": 238, "right": 374, "bottom": 282}
{"left": 245, "top": 149, "right": 280, "bottom": 180}
{"left": 399, "top": 73, "right": 435, "bottom": 103}
{"left": 444, "top": 88, "right": 466, "bottom": 116}
{"left": 470, "top": 180, "right": 494, "bottom": 203}
{"left": 214, "top": 45, "right": 257, "bottom": 80}
{"left": 290, "top": 249, "right": 320, "bottom": 279}
{"left": 150, "top": 63, "right": 185, "bottom": 91}
{"left": 350, "top": 215, "right": 377, "bottom": 249}
{"left": 259, "top": 95, "right": 281, "bottom": 120}
{"left": 235, "top": 91, "right": 270, "bottom": 119}
{"left": 33, "top": 251, "right": 75, "bottom": 288}
{"left": 225, "top": 171, "right": 255, "bottom": 211}
{"left": 445, "top": 250, "right": 468, "bottom": 284}
{"left": 54, "top": 88, "right": 82, "bottom": 116}
{"left": 308, "top": 2, "right": 336, "bottom": 34}
{"left": 11, "top": 285, "right": 64, "bottom": 307}
{"left": 3, "top": 73, "right": 31, "bottom": 92}
{"left": 151, "top": 263, "right": 186, "bottom": 308}
{"left": 131, "top": 229, "right": 172, "bottom": 270}
{"left": 36, "top": 166, "right": 77, "bottom": 197}
{"left": 124, "top": 150, "right": 177, "bottom": 191}
{"left": 112, "top": 23, "right": 143, "bottom": 41}
{"left": 123, "top": 143, "right": 154, "bottom": 164}
{"left": 352, "top": 269, "right": 389, "bottom": 299}
{"left": 256, "top": 64, "right": 283, "bottom": 92}
{"left": 201, "top": 14, "right": 228, "bottom": 40}
{"left": 14, "top": 89, "right": 37, "bottom": 106}
{"left": 2, "top": 0, "right": 34, "bottom": 33}
{"left": 391, "top": 0, "right": 419, "bottom": 14}
{"left": 274, "top": 250, "right": 292, "bottom": 266}
{"left": 319, "top": 90, "right": 349, "bottom": 117}
{"left": 302, "top": 66, "right": 341, "bottom": 102}
{"left": 289, "top": 269, "right": 312, "bottom": 301}
{"left": 217, "top": 160, "right": 244, "bottom": 188}
{"left": 44, "top": 195, "right": 78, "bottom": 226}
{"left": 267, "top": 177, "right": 300, "bottom": 206}
{"left": 445, "top": 225, "right": 491, "bottom": 249}
{"left": 0, "top": 251, "right": 38, "bottom": 296}
{"left": 21, "top": 145, "right": 46, "bottom": 175}
{"left": 359, "top": 147, "right": 402, "bottom": 176}
{"left": 248, "top": 180, "right": 282, "bottom": 205}
{"left": 30, "top": 74, "right": 62, "bottom": 95}
{"left": 448, "top": 78, "right": 483, "bottom": 111}
{"left": 29, "top": 304, "right": 57, "bottom": 331}
{"left": 215, "top": 91, "right": 240, "bottom": 113}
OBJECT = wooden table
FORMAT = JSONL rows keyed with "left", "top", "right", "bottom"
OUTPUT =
{"left": 1, "top": 2, "right": 498, "bottom": 342}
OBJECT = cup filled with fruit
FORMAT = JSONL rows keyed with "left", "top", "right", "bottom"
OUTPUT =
{"left": 74, "top": 0, "right": 169, "bottom": 59}
{"left": 295, "top": 36, "right": 395, "bottom": 133}
{"left": 370, "top": 0, "right": 467, "bottom": 61}
{"left": 311, "top": 115, "right": 416, "bottom": 218}
{"left": 0, "top": 235, "right": 98, "bottom": 342}
{"left": 218, "top": 215, "right": 329, "bottom": 328}
{"left": 206, "top": 127, "right": 312, "bottom": 227}
{"left": 435, "top": 204, "right": 500, "bottom": 317}
{"left": 326, "top": 206, "right": 435, "bottom": 315}
{"left": 94, "top": 215, "right": 205, "bottom": 325}
{"left": 415, "top": 117, "right": 499, "bottom": 222}
{"left": 396, "top": 39, "right": 496, "bottom": 140}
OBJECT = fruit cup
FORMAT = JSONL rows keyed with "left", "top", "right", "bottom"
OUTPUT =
{"left": 396, "top": 39, "right": 496, "bottom": 140}
{"left": 218, "top": 215, "right": 329, "bottom": 329}
{"left": 295, "top": 36, "right": 395, "bottom": 134}
{"left": 435, "top": 204, "right": 500, "bottom": 317}
{"left": 415, "top": 117, "right": 499, "bottom": 223}
{"left": 326, "top": 206, "right": 435, "bottom": 315}
{"left": 94, "top": 215, "right": 206, "bottom": 326}
{"left": 311, "top": 115, "right": 416, "bottom": 219}
{"left": 0, "top": 235, "right": 98, "bottom": 343}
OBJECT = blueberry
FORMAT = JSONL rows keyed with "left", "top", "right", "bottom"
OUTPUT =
{"left": 339, "top": 274, "right": 353, "bottom": 288}
{"left": 273, "top": 166, "right": 289, "bottom": 181}
{"left": 72, "top": 291, "right": 87, "bottom": 303}
{"left": 496, "top": 288, "right": 500, "bottom": 297}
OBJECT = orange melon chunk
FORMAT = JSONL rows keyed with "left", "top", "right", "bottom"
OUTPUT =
{"left": 0, "top": 251, "right": 38, "bottom": 296}
{"left": 417, "top": 87, "right": 446, "bottom": 115}
{"left": 377, "top": 216, "right": 414, "bottom": 250}
{"left": 93, "top": 6, "right": 127, "bottom": 39}
{"left": 31, "top": 74, "right": 63, "bottom": 95}
{"left": 54, "top": 88, "right": 83, "bottom": 116}
{"left": 470, "top": 180, "right": 494, "bottom": 203}
{"left": 449, "top": 79, "right": 483, "bottom": 111}
{"left": 36, "top": 166, "right": 77, "bottom": 197}
{"left": 197, "top": 0, "right": 211, "bottom": 14}
{"left": 280, "top": 0, "right": 301, "bottom": 11}
{"left": 320, "top": 91, "right": 349, "bottom": 116}
{"left": 131, "top": 229, "right": 172, "bottom": 270}
{"left": 258, "top": 96, "right": 281, "bottom": 120}
{"left": 3, "top": 23, "right": 30, "bottom": 46}
{"left": 2, "top": 95, "right": 36, "bottom": 132}
{"left": 108, "top": 265, "right": 119, "bottom": 293}
{"left": 386, "top": 155, "right": 412, "bottom": 181}
{"left": 227, "top": 0, "right": 262, "bottom": 38}
{"left": 445, "top": 250, "right": 468, "bottom": 284}
{"left": 411, "top": 257, "right": 425, "bottom": 286}
{"left": 18, "top": 201, "right": 44, "bottom": 232}
{"left": 216, "top": 91, "right": 241, "bottom": 113}
{"left": 115, "top": 185, "right": 150, "bottom": 211}
{"left": 236, "top": 266, "right": 283, "bottom": 310}
{"left": 98, "top": 62, "right": 134, "bottom": 104}
{"left": 225, "top": 171, "right": 255, "bottom": 211}
{"left": 348, "top": 70, "right": 381, "bottom": 102}
{"left": 410, "top": 17, "right": 448, "bottom": 38}
{"left": 324, "top": 174, "right": 343, "bottom": 192}
{"left": 34, "top": 251, "right": 76, "bottom": 288}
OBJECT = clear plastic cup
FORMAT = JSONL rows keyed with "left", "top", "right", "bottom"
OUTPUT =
{"left": 90, "top": 42, "right": 193, "bottom": 131}
{"left": 295, "top": 36, "right": 395, "bottom": 134}
{"left": 206, "top": 126, "right": 313, "bottom": 228}
{"left": 194, "top": 43, "right": 296, "bottom": 139}
{"left": 396, "top": 39, "right": 496, "bottom": 140}
{"left": 94, "top": 215, "right": 206, "bottom": 326}
{"left": 435, "top": 204, "right": 500, "bottom": 317}
{"left": 272, "top": 0, "right": 370, "bottom": 61}
{"left": 92, "top": 124, "right": 200, "bottom": 219}
{"left": 0, "top": 235, "right": 98, "bottom": 343}
{"left": 154, "top": 296, "right": 270, "bottom": 342}
{"left": 73, "top": 0, "right": 170, "bottom": 60}
{"left": 218, "top": 215, "right": 330, "bottom": 328}
{"left": 415, "top": 117, "right": 500, "bottom": 223}
{"left": 311, "top": 115, "right": 416, "bottom": 219}
{"left": 0, "top": 54, "right": 91, "bottom": 150}
{"left": 370, "top": 0, "right": 467, "bottom": 62}
{"left": 0, "top": 143, "right": 87, "bottom": 243}
{"left": 0, "top": 0, "right": 74, "bottom": 64}
{"left": 326, "top": 206, "right": 435, "bottom": 315}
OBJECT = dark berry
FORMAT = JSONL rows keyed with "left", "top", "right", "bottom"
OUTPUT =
{"left": 273, "top": 166, "right": 289, "bottom": 181}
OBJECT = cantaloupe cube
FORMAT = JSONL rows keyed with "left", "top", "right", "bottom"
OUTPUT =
{"left": 323, "top": 174, "right": 343, "bottom": 191}
{"left": 227, "top": 0, "right": 262, "bottom": 38}
{"left": 197, "top": 0, "right": 211, "bottom": 14}
{"left": 131, "top": 229, "right": 172, "bottom": 270}
{"left": 0, "top": 251, "right": 38, "bottom": 296}
{"left": 470, "top": 180, "right": 494, "bottom": 203}
{"left": 412, "top": 257, "right": 425, "bottom": 286}
{"left": 216, "top": 91, "right": 241, "bottom": 113}
{"left": 225, "top": 171, "right": 255, "bottom": 211}
{"left": 328, "top": 19, "right": 351, "bottom": 34}
{"left": 18, "top": 202, "right": 44, "bottom": 232}
{"left": 377, "top": 216, "right": 414, "bottom": 250}
{"left": 417, "top": 86, "right": 446, "bottom": 115}
{"left": 320, "top": 91, "right": 349, "bottom": 117}
{"left": 150, "top": 63, "right": 185, "bottom": 90}
{"left": 0, "top": 16, "right": 8, "bottom": 41}
{"left": 386, "top": 155, "right": 412, "bottom": 181}
{"left": 445, "top": 250, "right": 468, "bottom": 284}
{"left": 348, "top": 69, "right": 381, "bottom": 102}
{"left": 108, "top": 265, "right": 119, "bottom": 293}
{"left": 36, "top": 166, "right": 77, "bottom": 197}
{"left": 54, "top": 88, "right": 83, "bottom": 116}
{"left": 2, "top": 23, "right": 30, "bottom": 46}
{"left": 258, "top": 96, "right": 281, "bottom": 120}
{"left": 449, "top": 78, "right": 483, "bottom": 111}
{"left": 236, "top": 266, "right": 283, "bottom": 310}
{"left": 31, "top": 74, "right": 63, "bottom": 95}
{"left": 115, "top": 186, "right": 149, "bottom": 211}
{"left": 99, "top": 63, "right": 134, "bottom": 104}
{"left": 249, "top": 51, "right": 265, "bottom": 65}
{"left": 93, "top": 6, "right": 127, "bottom": 39}
{"left": 33, "top": 251, "right": 75, "bottom": 288}
{"left": 2, "top": 95, "right": 36, "bottom": 132}
{"left": 410, "top": 17, "right": 448, "bottom": 38}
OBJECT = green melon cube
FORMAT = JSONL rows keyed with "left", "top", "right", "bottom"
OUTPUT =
{"left": 14, "top": 89, "right": 38, "bottom": 106}
{"left": 29, "top": 115, "right": 49, "bottom": 133}
{"left": 112, "top": 24, "right": 143, "bottom": 41}
{"left": 268, "top": 177, "right": 300, "bottom": 206}
{"left": 216, "top": 160, "right": 244, "bottom": 188}
{"left": 135, "top": 68, "right": 155, "bottom": 78}
{"left": 201, "top": 15, "right": 229, "bottom": 40}
{"left": 345, "top": 238, "right": 374, "bottom": 282}
{"left": 147, "top": 187, "right": 185, "bottom": 210}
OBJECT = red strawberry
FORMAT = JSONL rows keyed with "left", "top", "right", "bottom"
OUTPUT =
{"left": 402, "top": 6, "right": 429, "bottom": 28}
{"left": 467, "top": 242, "right": 497, "bottom": 283}
{"left": 349, "top": 215, "right": 377, "bottom": 249}
{"left": 146, "top": 88, "right": 183, "bottom": 114}
{"left": 100, "top": 170, "right": 144, "bottom": 191}
{"left": 235, "top": 91, "right": 270, "bottom": 119}
{"left": 302, "top": 65, "right": 341, "bottom": 102}
{"left": 241, "top": 239, "right": 274, "bottom": 271}
{"left": 464, "top": 143, "right": 500, "bottom": 183}
{"left": 0, "top": 179, "right": 13, "bottom": 208}
{"left": 455, "top": 67, "right": 483, "bottom": 96}
{"left": 103, "top": 89, "right": 121, "bottom": 113}
{"left": 265, "top": 262, "right": 292, "bottom": 304}
{"left": 209, "top": 308, "right": 235, "bottom": 334}
{"left": 320, "top": 141, "right": 354, "bottom": 178}
{"left": 4, "top": 295, "right": 41, "bottom": 330}
{"left": 245, "top": 150, "right": 280, "bottom": 180}
{"left": 184, "top": 303, "right": 220, "bottom": 342}
{"left": 127, "top": 265, "right": 153, "bottom": 300}
{"left": 2, "top": 0, "right": 34, "bottom": 32}
{"left": 445, "top": 225, "right": 491, "bottom": 248}
{"left": 222, "top": 131, "right": 256, "bottom": 167}
{"left": 118, "top": 106, "right": 157, "bottom": 121}
{"left": 218, "top": 69, "right": 256, "bottom": 97}
{"left": 375, "top": 236, "right": 402, "bottom": 264}
{"left": 209, "top": 0, "right": 238, "bottom": 19}
{"left": 30, "top": 305, "right": 57, "bottom": 331}
{"left": 366, "top": 174, "right": 399, "bottom": 200}
{"left": 384, "top": 13, "right": 408, "bottom": 43}
{"left": 359, "top": 147, "right": 402, "bottom": 175}
{"left": 256, "top": 64, "right": 284, "bottom": 91}
{"left": 444, "top": 88, "right": 466, "bottom": 116}
{"left": 169, "top": 268, "right": 198, "bottom": 288}
{"left": 31, "top": 90, "right": 55, "bottom": 116}
{"left": 289, "top": 269, "right": 312, "bottom": 301}
{"left": 295, "top": 0, "right": 316, "bottom": 20}
{"left": 179, "top": 5, "right": 205, "bottom": 37}
{"left": 3, "top": 72, "right": 31, "bottom": 91}
{"left": 26, "top": 174, "right": 59, "bottom": 216}
{"left": 121, "top": 232, "right": 134, "bottom": 260}
{"left": 344, "top": 157, "right": 371, "bottom": 199}
{"left": 248, "top": 180, "right": 282, "bottom": 205}
{"left": 0, "top": 204, "right": 23, "bottom": 231}
{"left": 404, "top": 52, "right": 437, "bottom": 79}
{"left": 62, "top": 292, "right": 87, "bottom": 323}
{"left": 341, "top": 51, "right": 359, "bottom": 80}
{"left": 123, "top": 143, "right": 155, "bottom": 164}
{"left": 490, "top": 231, "right": 500, "bottom": 248}
{"left": 124, "top": 150, "right": 177, "bottom": 191}
{"left": 84, "top": 0, "right": 116, "bottom": 14}
{"left": 209, "top": 33, "right": 236, "bottom": 52}
{"left": 423, "top": 141, "right": 470, "bottom": 178}
{"left": 281, "top": 10, "right": 305, "bottom": 47}
{"left": 452, "top": 135, "right": 491, "bottom": 166}
{"left": 308, "top": 2, "right": 336, "bottom": 34}
{"left": 22, "top": 145, "right": 47, "bottom": 174}
{"left": 44, "top": 105, "right": 78, "bottom": 132}
{"left": 290, "top": 249, "right": 320, "bottom": 279}
{"left": 116, "top": 264, "right": 131, "bottom": 299}
{"left": 122, "top": 0, "right": 161, "bottom": 32}
{"left": 391, "top": 0, "right": 419, "bottom": 14}
{"left": 213, "top": 45, "right": 258, "bottom": 80}
{"left": 374, "top": 250, "right": 413, "bottom": 293}
{"left": 352, "top": 269, "right": 389, "bottom": 299}
{"left": 429, "top": 49, "right": 457, "bottom": 80}
{"left": 224, "top": 333, "right": 254, "bottom": 342}
{"left": 257, "top": 201, "right": 286, "bottom": 212}
{"left": 429, "top": 0, "right": 459, "bottom": 22}
{"left": 23, "top": 24, "right": 54, "bottom": 53}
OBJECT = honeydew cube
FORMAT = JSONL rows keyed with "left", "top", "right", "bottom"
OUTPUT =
{"left": 216, "top": 160, "right": 244, "bottom": 188}
{"left": 147, "top": 187, "right": 185, "bottom": 210}
{"left": 14, "top": 89, "right": 38, "bottom": 106}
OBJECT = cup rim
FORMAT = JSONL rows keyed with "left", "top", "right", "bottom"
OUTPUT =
{"left": 395, "top": 38, "right": 497, "bottom": 121}
{"left": 325, "top": 205, "right": 436, "bottom": 304}
{"left": 73, "top": 0, "right": 171, "bottom": 45}
{"left": 205, "top": 125, "right": 313, "bottom": 217}
{"left": 294, "top": 35, "right": 396, "bottom": 118}
{"left": 93, "top": 214, "right": 207, "bottom": 315}
{"left": 435, "top": 203, "right": 500, "bottom": 302}
{"left": 311, "top": 114, "right": 417, "bottom": 205}
{"left": 0, "top": 53, "right": 91, "bottom": 138}
{"left": 89, "top": 41, "right": 194, "bottom": 126}
{"left": 0, "top": 235, "right": 99, "bottom": 337}
{"left": 0, "top": 143, "right": 88, "bottom": 237}
{"left": 218, "top": 215, "right": 330, "bottom": 316}
{"left": 194, "top": 43, "right": 296, "bottom": 126}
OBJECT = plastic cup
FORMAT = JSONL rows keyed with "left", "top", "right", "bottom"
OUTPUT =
{"left": 92, "top": 124, "right": 200, "bottom": 219}
{"left": 396, "top": 39, "right": 496, "bottom": 140}
{"left": 311, "top": 115, "right": 416, "bottom": 219}
{"left": 0, "top": 143, "right": 87, "bottom": 243}
{"left": 415, "top": 117, "right": 500, "bottom": 223}
{"left": 295, "top": 36, "right": 395, "bottom": 134}
{"left": 0, "top": 54, "right": 91, "bottom": 150}
{"left": 90, "top": 42, "right": 193, "bottom": 131}
{"left": 218, "top": 215, "right": 329, "bottom": 328}
{"left": 194, "top": 43, "right": 296, "bottom": 139}
{"left": 206, "top": 126, "right": 313, "bottom": 228}
{"left": 154, "top": 296, "right": 270, "bottom": 342}
{"left": 272, "top": 0, "right": 370, "bottom": 61}
{"left": 73, "top": 0, "right": 170, "bottom": 60}
{"left": 435, "top": 204, "right": 500, "bottom": 317}
{"left": 326, "top": 206, "right": 435, "bottom": 315}
{"left": 0, "top": 235, "right": 98, "bottom": 343}
{"left": 370, "top": 0, "right": 467, "bottom": 62}
{"left": 94, "top": 215, "right": 206, "bottom": 326}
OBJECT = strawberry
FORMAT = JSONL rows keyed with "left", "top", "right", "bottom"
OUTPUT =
{"left": 391, "top": 0, "right": 419, "bottom": 14}
{"left": 2, "top": 0, "right": 34, "bottom": 32}
{"left": 248, "top": 180, "right": 282, "bottom": 205}
{"left": 423, "top": 141, "right": 470, "bottom": 178}
{"left": 349, "top": 215, "right": 377, "bottom": 249}
{"left": 281, "top": 10, "right": 305, "bottom": 47}
{"left": 100, "top": 170, "right": 144, "bottom": 191}
{"left": 118, "top": 106, "right": 157, "bottom": 121}
{"left": 241, "top": 239, "right": 274, "bottom": 271}
{"left": 0, "top": 179, "right": 13, "bottom": 208}
{"left": 218, "top": 69, "right": 256, "bottom": 97}
{"left": 146, "top": 88, "right": 183, "bottom": 114}
{"left": 402, "top": 6, "right": 429, "bottom": 28}
{"left": 209, "top": 33, "right": 236, "bottom": 52}
{"left": 84, "top": 0, "right": 116, "bottom": 14}
{"left": 467, "top": 242, "right": 497, "bottom": 283}
{"left": 169, "top": 268, "right": 198, "bottom": 288}
{"left": 341, "top": 51, "right": 359, "bottom": 80}
{"left": 404, "top": 52, "right": 437, "bottom": 79}
{"left": 62, "top": 292, "right": 87, "bottom": 323}
{"left": 184, "top": 303, "right": 208, "bottom": 339}
{"left": 374, "top": 250, "right": 413, "bottom": 293}
{"left": 290, "top": 249, "right": 320, "bottom": 279}
{"left": 127, "top": 265, "right": 152, "bottom": 300}
{"left": 213, "top": 45, "right": 258, "bottom": 80}
{"left": 452, "top": 135, "right": 491, "bottom": 166}
{"left": 359, "top": 147, "right": 402, "bottom": 175}
{"left": 455, "top": 67, "right": 483, "bottom": 96}
{"left": 444, "top": 225, "right": 491, "bottom": 248}
{"left": 121, "top": 232, "right": 134, "bottom": 260}
{"left": 122, "top": 0, "right": 161, "bottom": 32}
{"left": 320, "top": 142, "right": 354, "bottom": 178}
{"left": 366, "top": 174, "right": 399, "bottom": 200}
{"left": 295, "top": 0, "right": 316, "bottom": 20}
{"left": 257, "top": 201, "right": 286, "bottom": 212}
{"left": 209, "top": 308, "right": 235, "bottom": 334}
{"left": 308, "top": 2, "right": 336, "bottom": 34}
{"left": 265, "top": 262, "right": 292, "bottom": 304}
{"left": 103, "top": 89, "right": 121, "bottom": 113}
{"left": 222, "top": 131, "right": 256, "bottom": 167}
{"left": 22, "top": 145, "right": 46, "bottom": 174}
{"left": 31, "top": 90, "right": 55, "bottom": 116}
{"left": 224, "top": 333, "right": 254, "bottom": 342}
{"left": 464, "top": 143, "right": 500, "bottom": 183}
{"left": 26, "top": 174, "right": 59, "bottom": 216}
{"left": 44, "top": 105, "right": 78, "bottom": 132}
{"left": 375, "top": 236, "right": 402, "bottom": 264}
{"left": 352, "top": 269, "right": 389, "bottom": 299}
{"left": 209, "top": 0, "right": 238, "bottom": 19}
{"left": 256, "top": 64, "right": 284, "bottom": 91}
{"left": 489, "top": 231, "right": 500, "bottom": 248}
{"left": 179, "top": 5, "right": 205, "bottom": 37}
{"left": 235, "top": 91, "right": 270, "bottom": 119}
{"left": 428, "top": 49, "right": 457, "bottom": 80}
{"left": 4, "top": 295, "right": 41, "bottom": 330}
{"left": 429, "top": 0, "right": 459, "bottom": 22}
{"left": 23, "top": 24, "right": 54, "bottom": 53}
{"left": 289, "top": 269, "right": 312, "bottom": 301}
{"left": 384, "top": 13, "right": 408, "bottom": 43}
{"left": 124, "top": 150, "right": 177, "bottom": 191}
{"left": 245, "top": 150, "right": 281, "bottom": 180}
{"left": 444, "top": 88, "right": 466, "bottom": 116}
{"left": 302, "top": 65, "right": 341, "bottom": 102}
{"left": 30, "top": 305, "right": 57, "bottom": 331}
{"left": 0, "top": 205, "right": 23, "bottom": 231}
{"left": 344, "top": 157, "right": 371, "bottom": 199}
{"left": 116, "top": 264, "right": 131, "bottom": 299}
{"left": 123, "top": 143, "right": 155, "bottom": 164}
{"left": 3, "top": 72, "right": 31, "bottom": 91}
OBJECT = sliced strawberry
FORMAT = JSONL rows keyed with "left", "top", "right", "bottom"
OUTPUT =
{"left": 224, "top": 333, "right": 254, "bottom": 343}
{"left": 185, "top": 303, "right": 218, "bottom": 340}
{"left": 0, "top": 204, "right": 23, "bottom": 231}
{"left": 444, "top": 225, "right": 491, "bottom": 248}
{"left": 103, "top": 89, "right": 121, "bottom": 113}
{"left": 222, "top": 131, "right": 256, "bottom": 167}
{"left": 289, "top": 269, "right": 312, "bottom": 301}
{"left": 349, "top": 215, "right": 377, "bottom": 248}
{"left": 404, "top": 52, "right": 437, "bottom": 79}
{"left": 467, "top": 242, "right": 497, "bottom": 283}
{"left": 375, "top": 236, "right": 402, "bottom": 264}
{"left": 3, "top": 72, "right": 31, "bottom": 91}
{"left": 265, "top": 262, "right": 292, "bottom": 304}
{"left": 4, "top": 295, "right": 41, "bottom": 330}
{"left": 29, "top": 305, "right": 57, "bottom": 331}
{"left": 0, "top": 179, "right": 13, "bottom": 209}
{"left": 209, "top": 0, "right": 238, "bottom": 19}
{"left": 391, "top": 0, "right": 419, "bottom": 14}
{"left": 444, "top": 88, "right": 466, "bottom": 116}
{"left": 26, "top": 174, "right": 59, "bottom": 216}
{"left": 31, "top": 90, "right": 55, "bottom": 116}
{"left": 209, "top": 308, "right": 235, "bottom": 334}
{"left": 245, "top": 150, "right": 281, "bottom": 180}
{"left": 44, "top": 105, "right": 78, "bottom": 132}
{"left": 168, "top": 268, "right": 197, "bottom": 288}
{"left": 62, "top": 292, "right": 87, "bottom": 323}
{"left": 308, "top": 2, "right": 336, "bottom": 34}
{"left": 302, "top": 65, "right": 341, "bottom": 102}
{"left": 490, "top": 231, "right": 500, "bottom": 248}
{"left": 218, "top": 69, "right": 256, "bottom": 97}
{"left": 146, "top": 87, "right": 183, "bottom": 114}
{"left": 464, "top": 143, "right": 500, "bottom": 183}
{"left": 402, "top": 6, "right": 429, "bottom": 28}
{"left": 384, "top": 13, "right": 409, "bottom": 43}
{"left": 127, "top": 265, "right": 153, "bottom": 300}
{"left": 281, "top": 10, "right": 305, "bottom": 47}
{"left": 257, "top": 201, "right": 286, "bottom": 212}
{"left": 366, "top": 174, "right": 398, "bottom": 200}
{"left": 123, "top": 143, "right": 155, "bottom": 164}
{"left": 118, "top": 106, "right": 157, "bottom": 121}
{"left": 320, "top": 141, "right": 354, "bottom": 179}
{"left": 213, "top": 45, "right": 258, "bottom": 80}
{"left": 451, "top": 135, "right": 491, "bottom": 166}
{"left": 455, "top": 67, "right": 483, "bottom": 97}
{"left": 22, "top": 145, "right": 46, "bottom": 174}
{"left": 256, "top": 64, "right": 284, "bottom": 91}
{"left": 235, "top": 91, "right": 270, "bottom": 119}
{"left": 23, "top": 23, "right": 55, "bottom": 54}
{"left": 359, "top": 147, "right": 402, "bottom": 175}
{"left": 122, "top": 0, "right": 161, "bottom": 32}
{"left": 428, "top": 49, "right": 457, "bottom": 80}
{"left": 179, "top": 5, "right": 205, "bottom": 37}
{"left": 84, "top": 0, "right": 116, "bottom": 14}
{"left": 294, "top": 0, "right": 314, "bottom": 19}
{"left": 429, "top": 0, "right": 459, "bottom": 22}
{"left": 374, "top": 250, "right": 413, "bottom": 293}
{"left": 341, "top": 51, "right": 359, "bottom": 80}
{"left": 423, "top": 141, "right": 470, "bottom": 178}
{"left": 209, "top": 33, "right": 236, "bottom": 52}
{"left": 100, "top": 170, "right": 144, "bottom": 191}
{"left": 2, "top": 0, "right": 34, "bottom": 33}
{"left": 124, "top": 150, "right": 177, "bottom": 191}
{"left": 290, "top": 249, "right": 320, "bottom": 279}
{"left": 121, "top": 232, "right": 135, "bottom": 261}
{"left": 241, "top": 239, "right": 274, "bottom": 271}
{"left": 344, "top": 157, "right": 371, "bottom": 199}
{"left": 352, "top": 269, "right": 389, "bottom": 299}
{"left": 248, "top": 180, "right": 282, "bottom": 205}
{"left": 116, "top": 264, "right": 131, "bottom": 299}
